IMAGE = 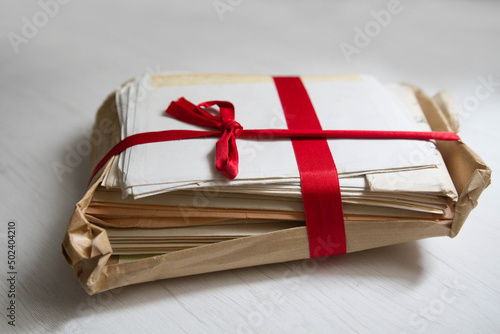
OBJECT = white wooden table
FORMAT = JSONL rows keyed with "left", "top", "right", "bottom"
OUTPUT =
{"left": 1, "top": 1, "right": 499, "bottom": 333}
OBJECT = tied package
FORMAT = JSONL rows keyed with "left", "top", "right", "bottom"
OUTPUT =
{"left": 62, "top": 74, "right": 491, "bottom": 294}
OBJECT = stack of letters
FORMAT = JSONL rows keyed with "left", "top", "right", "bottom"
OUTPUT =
{"left": 62, "top": 74, "right": 490, "bottom": 294}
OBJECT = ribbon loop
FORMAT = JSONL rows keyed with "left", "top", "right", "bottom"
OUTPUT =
{"left": 166, "top": 97, "right": 221, "bottom": 128}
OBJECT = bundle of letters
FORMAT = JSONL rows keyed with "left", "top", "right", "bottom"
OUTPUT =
{"left": 62, "top": 74, "right": 490, "bottom": 294}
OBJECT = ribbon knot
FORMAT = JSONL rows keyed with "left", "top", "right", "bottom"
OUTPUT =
{"left": 166, "top": 97, "right": 243, "bottom": 179}
{"left": 220, "top": 119, "right": 243, "bottom": 133}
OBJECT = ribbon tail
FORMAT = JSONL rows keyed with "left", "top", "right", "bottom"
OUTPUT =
{"left": 216, "top": 130, "right": 239, "bottom": 179}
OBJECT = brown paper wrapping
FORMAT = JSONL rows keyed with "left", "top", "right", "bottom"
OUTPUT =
{"left": 62, "top": 81, "right": 491, "bottom": 295}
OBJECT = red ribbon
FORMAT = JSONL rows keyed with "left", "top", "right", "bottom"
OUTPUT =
{"left": 89, "top": 77, "right": 460, "bottom": 258}
{"left": 274, "top": 77, "right": 346, "bottom": 257}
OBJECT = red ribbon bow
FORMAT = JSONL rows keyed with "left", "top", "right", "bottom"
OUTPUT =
{"left": 166, "top": 98, "right": 243, "bottom": 179}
